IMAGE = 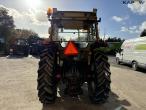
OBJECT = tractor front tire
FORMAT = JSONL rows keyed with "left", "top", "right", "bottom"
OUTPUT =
{"left": 37, "top": 44, "right": 57, "bottom": 104}
{"left": 88, "top": 50, "right": 111, "bottom": 104}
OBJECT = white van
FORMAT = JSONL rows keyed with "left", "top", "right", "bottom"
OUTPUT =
{"left": 116, "top": 37, "right": 146, "bottom": 70}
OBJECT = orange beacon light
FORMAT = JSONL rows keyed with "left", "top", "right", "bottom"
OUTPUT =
{"left": 47, "top": 8, "right": 53, "bottom": 16}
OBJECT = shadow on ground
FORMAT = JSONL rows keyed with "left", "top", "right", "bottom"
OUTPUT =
{"left": 6, "top": 55, "right": 27, "bottom": 59}
{"left": 119, "top": 63, "right": 146, "bottom": 73}
{"left": 42, "top": 84, "right": 131, "bottom": 110}
{"left": 6, "top": 55, "right": 40, "bottom": 59}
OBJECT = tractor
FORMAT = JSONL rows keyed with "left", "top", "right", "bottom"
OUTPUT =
{"left": 9, "top": 38, "right": 29, "bottom": 56}
{"left": 37, "top": 8, "right": 111, "bottom": 104}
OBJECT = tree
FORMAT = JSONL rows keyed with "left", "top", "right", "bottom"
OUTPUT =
{"left": 0, "top": 7, "right": 15, "bottom": 38}
{"left": 0, "top": 7, "right": 15, "bottom": 53}
{"left": 106, "top": 37, "right": 124, "bottom": 42}
{"left": 15, "top": 29, "right": 38, "bottom": 39}
{"left": 27, "top": 34, "right": 40, "bottom": 45}
{"left": 140, "top": 29, "right": 146, "bottom": 37}
{"left": 8, "top": 29, "right": 38, "bottom": 44}
{"left": 0, "top": 7, "right": 40, "bottom": 54}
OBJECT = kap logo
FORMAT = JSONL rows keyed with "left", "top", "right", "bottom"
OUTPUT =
{"left": 122, "top": 0, "right": 145, "bottom": 4}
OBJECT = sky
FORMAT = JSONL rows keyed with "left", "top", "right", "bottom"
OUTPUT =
{"left": 0, "top": 0, "right": 146, "bottom": 39}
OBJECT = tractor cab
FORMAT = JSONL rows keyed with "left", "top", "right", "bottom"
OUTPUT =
{"left": 47, "top": 8, "right": 100, "bottom": 47}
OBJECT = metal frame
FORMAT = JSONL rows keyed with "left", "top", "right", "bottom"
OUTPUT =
{"left": 48, "top": 9, "right": 100, "bottom": 41}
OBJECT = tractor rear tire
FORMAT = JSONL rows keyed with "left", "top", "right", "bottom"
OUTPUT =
{"left": 88, "top": 50, "right": 111, "bottom": 104}
{"left": 37, "top": 44, "right": 58, "bottom": 104}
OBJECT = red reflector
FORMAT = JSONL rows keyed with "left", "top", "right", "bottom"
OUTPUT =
{"left": 64, "top": 41, "right": 78, "bottom": 56}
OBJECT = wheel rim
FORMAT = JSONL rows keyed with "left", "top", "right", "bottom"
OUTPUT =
{"left": 116, "top": 58, "right": 119, "bottom": 63}
{"left": 132, "top": 62, "right": 137, "bottom": 70}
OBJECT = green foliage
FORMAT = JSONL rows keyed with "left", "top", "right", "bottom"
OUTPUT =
{"left": 0, "top": 7, "right": 15, "bottom": 29}
{"left": 0, "top": 7, "right": 15, "bottom": 53}
{"left": 0, "top": 7, "right": 39, "bottom": 53}
{"left": 27, "top": 34, "right": 40, "bottom": 45}
{"left": 104, "top": 37, "right": 124, "bottom": 55}
{"left": 106, "top": 37, "right": 124, "bottom": 42}
{"left": 140, "top": 29, "right": 146, "bottom": 37}
{"left": 108, "top": 42, "right": 122, "bottom": 50}
{"left": 94, "top": 47, "right": 110, "bottom": 53}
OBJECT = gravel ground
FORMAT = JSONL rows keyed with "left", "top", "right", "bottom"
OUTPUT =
{"left": 0, "top": 56, "right": 146, "bottom": 110}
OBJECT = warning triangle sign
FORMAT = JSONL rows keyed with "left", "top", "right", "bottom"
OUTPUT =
{"left": 64, "top": 41, "right": 78, "bottom": 56}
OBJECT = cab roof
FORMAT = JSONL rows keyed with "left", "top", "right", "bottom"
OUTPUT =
{"left": 49, "top": 9, "right": 98, "bottom": 29}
